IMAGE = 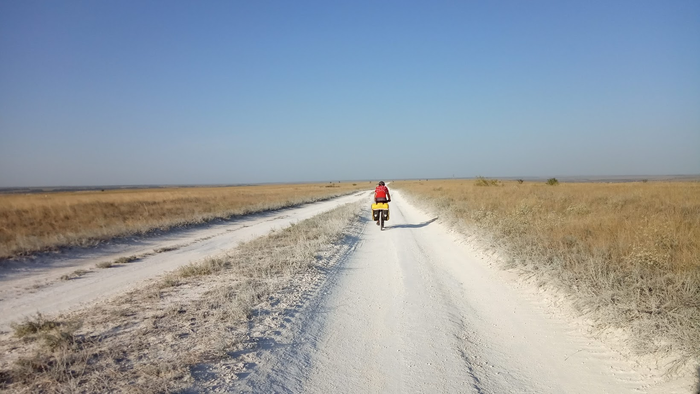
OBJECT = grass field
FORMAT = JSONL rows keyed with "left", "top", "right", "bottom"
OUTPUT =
{"left": 395, "top": 179, "right": 700, "bottom": 367}
{"left": 0, "top": 182, "right": 369, "bottom": 259}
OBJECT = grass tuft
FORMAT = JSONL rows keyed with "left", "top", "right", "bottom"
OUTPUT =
{"left": 60, "top": 269, "right": 90, "bottom": 281}
{"left": 114, "top": 255, "right": 139, "bottom": 264}
{"left": 12, "top": 314, "right": 60, "bottom": 338}
{"left": 154, "top": 245, "right": 182, "bottom": 253}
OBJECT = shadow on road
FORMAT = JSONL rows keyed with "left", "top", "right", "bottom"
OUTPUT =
{"left": 387, "top": 217, "right": 438, "bottom": 229}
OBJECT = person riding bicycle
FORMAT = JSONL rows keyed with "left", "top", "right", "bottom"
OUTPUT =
{"left": 374, "top": 181, "right": 391, "bottom": 203}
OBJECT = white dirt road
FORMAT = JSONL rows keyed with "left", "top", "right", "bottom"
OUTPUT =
{"left": 226, "top": 191, "right": 694, "bottom": 394}
{"left": 0, "top": 191, "right": 368, "bottom": 333}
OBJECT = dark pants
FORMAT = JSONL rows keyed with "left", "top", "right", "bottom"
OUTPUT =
{"left": 375, "top": 197, "right": 388, "bottom": 203}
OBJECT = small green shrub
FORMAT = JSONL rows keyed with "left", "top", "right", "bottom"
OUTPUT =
{"left": 546, "top": 178, "right": 559, "bottom": 186}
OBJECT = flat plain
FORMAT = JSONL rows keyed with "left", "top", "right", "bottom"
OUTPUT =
{"left": 0, "top": 182, "right": 369, "bottom": 259}
{"left": 1, "top": 180, "right": 698, "bottom": 393}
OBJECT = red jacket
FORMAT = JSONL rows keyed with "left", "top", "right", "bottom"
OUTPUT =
{"left": 375, "top": 185, "right": 390, "bottom": 200}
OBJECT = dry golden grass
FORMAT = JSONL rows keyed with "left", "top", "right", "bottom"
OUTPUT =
{"left": 0, "top": 182, "right": 369, "bottom": 259}
{"left": 395, "top": 179, "right": 700, "bottom": 367}
{"left": 0, "top": 201, "right": 362, "bottom": 392}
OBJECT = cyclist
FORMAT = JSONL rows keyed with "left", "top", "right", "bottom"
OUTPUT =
{"left": 373, "top": 181, "right": 391, "bottom": 226}
{"left": 374, "top": 181, "right": 391, "bottom": 203}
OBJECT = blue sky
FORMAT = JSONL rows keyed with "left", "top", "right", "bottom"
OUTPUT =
{"left": 1, "top": 1, "right": 699, "bottom": 186}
